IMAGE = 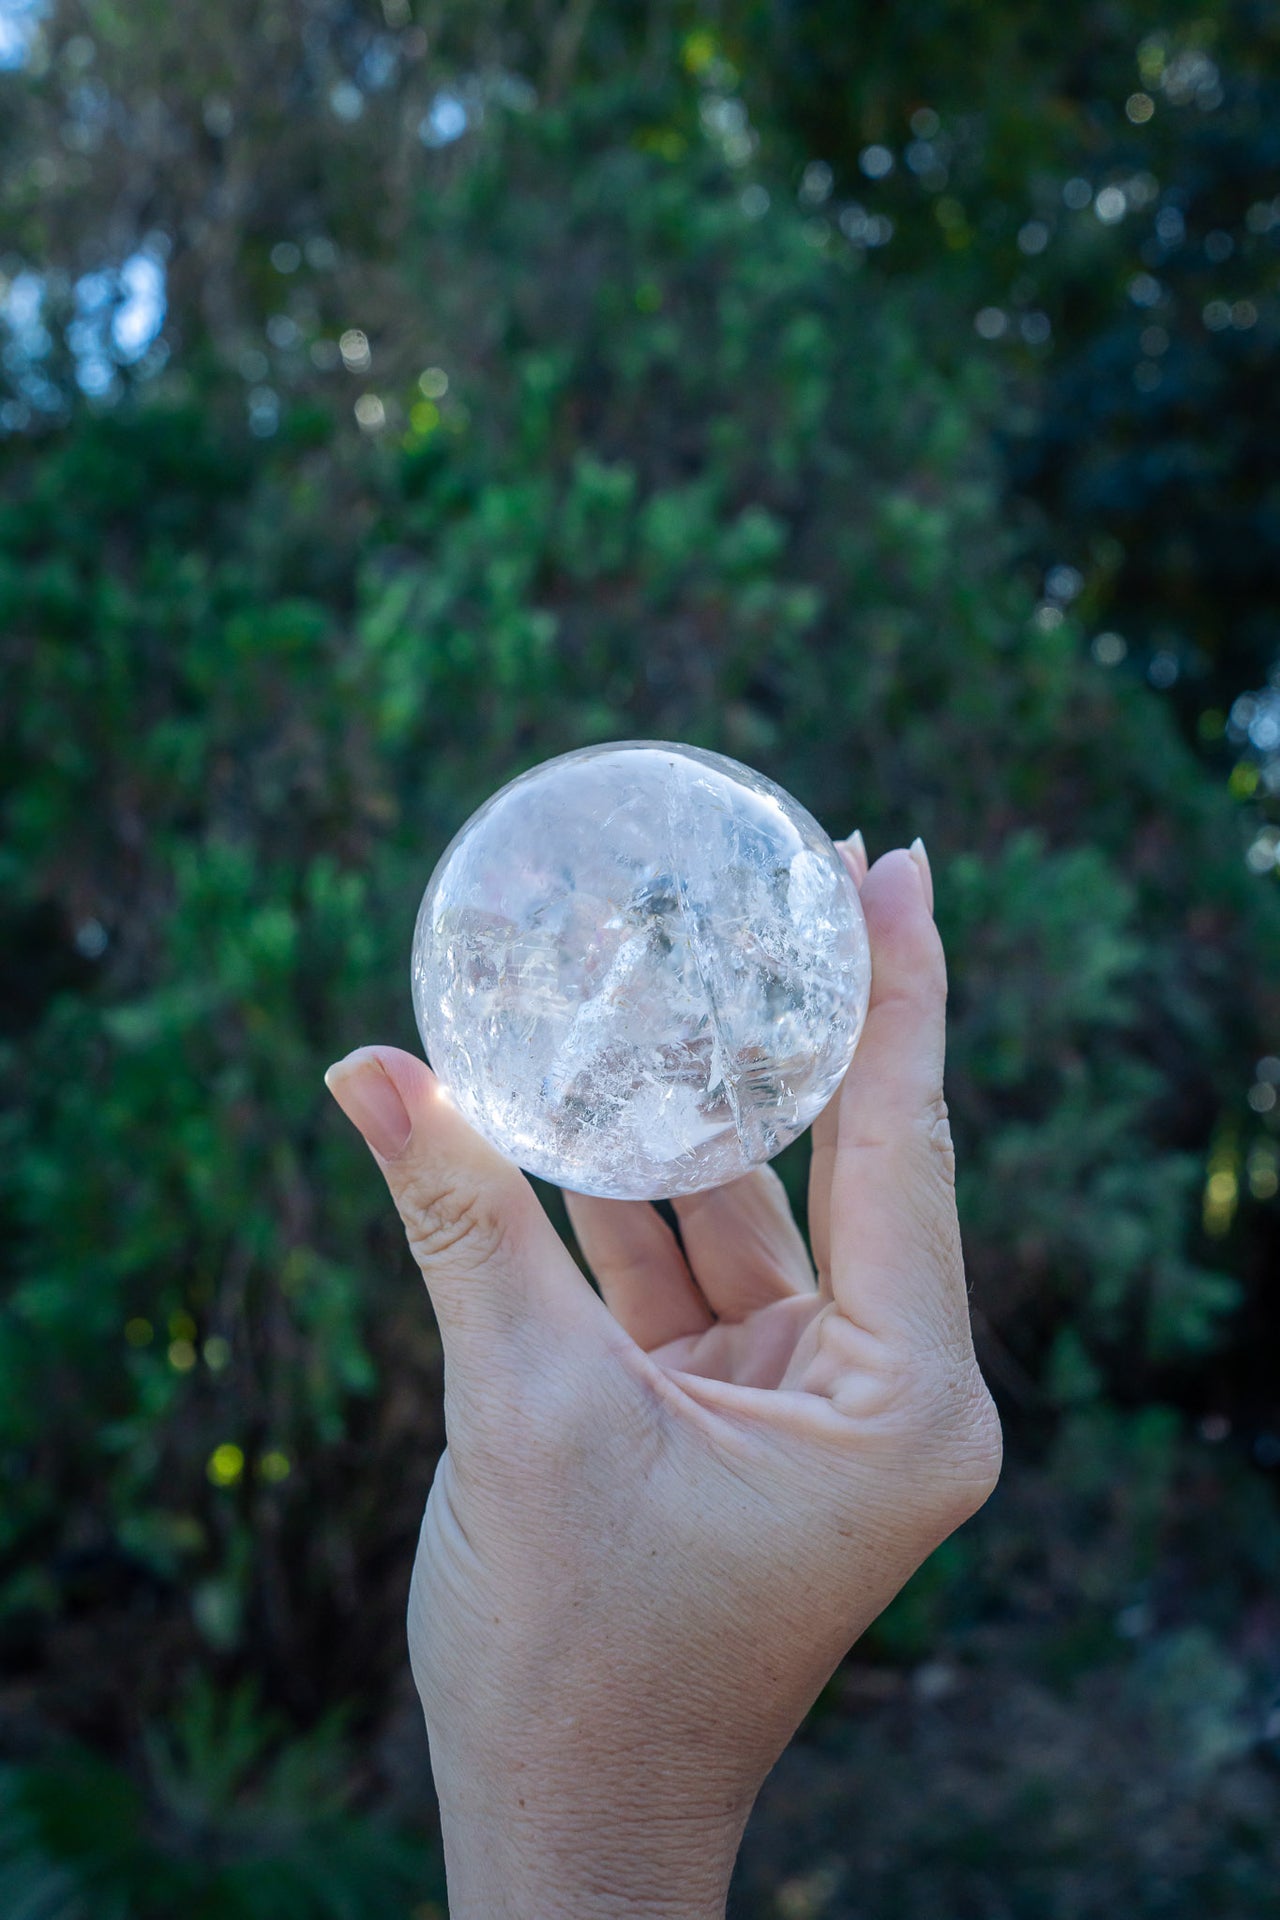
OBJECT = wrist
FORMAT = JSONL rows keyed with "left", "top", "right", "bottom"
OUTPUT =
{"left": 429, "top": 1735, "right": 754, "bottom": 1920}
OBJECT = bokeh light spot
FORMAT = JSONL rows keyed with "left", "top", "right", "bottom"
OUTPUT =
{"left": 207, "top": 1443, "right": 245, "bottom": 1487}
{"left": 1247, "top": 1141, "right": 1279, "bottom": 1200}
{"left": 1203, "top": 1162, "right": 1239, "bottom": 1238}
{"left": 339, "top": 328, "right": 371, "bottom": 372}
{"left": 681, "top": 29, "right": 717, "bottom": 76}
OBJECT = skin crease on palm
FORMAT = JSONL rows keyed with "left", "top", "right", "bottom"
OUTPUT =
{"left": 325, "top": 836, "right": 1003, "bottom": 1920}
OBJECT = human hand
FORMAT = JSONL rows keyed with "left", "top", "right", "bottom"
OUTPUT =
{"left": 324, "top": 839, "right": 1001, "bottom": 1920}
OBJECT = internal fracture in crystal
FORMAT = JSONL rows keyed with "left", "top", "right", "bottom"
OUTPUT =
{"left": 411, "top": 742, "right": 871, "bottom": 1200}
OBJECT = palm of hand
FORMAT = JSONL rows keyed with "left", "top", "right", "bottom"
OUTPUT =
{"left": 569, "top": 1152, "right": 839, "bottom": 1394}
{"left": 654, "top": 1290, "right": 823, "bottom": 1389}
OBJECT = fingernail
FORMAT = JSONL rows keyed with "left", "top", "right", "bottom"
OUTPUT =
{"left": 908, "top": 837, "right": 934, "bottom": 915}
{"left": 324, "top": 1053, "right": 412, "bottom": 1160}
{"left": 837, "top": 828, "right": 868, "bottom": 887}
{"left": 846, "top": 828, "right": 868, "bottom": 883}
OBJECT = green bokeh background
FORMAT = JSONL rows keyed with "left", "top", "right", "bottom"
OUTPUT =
{"left": 2, "top": 3, "right": 1279, "bottom": 1914}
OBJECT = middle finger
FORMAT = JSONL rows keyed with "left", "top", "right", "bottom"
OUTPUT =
{"left": 672, "top": 1165, "right": 815, "bottom": 1321}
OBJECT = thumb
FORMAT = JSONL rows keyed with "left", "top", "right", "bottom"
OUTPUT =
{"left": 324, "top": 1045, "right": 594, "bottom": 1354}
{"left": 827, "top": 847, "right": 968, "bottom": 1350}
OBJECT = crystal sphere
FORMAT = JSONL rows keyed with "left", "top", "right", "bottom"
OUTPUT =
{"left": 411, "top": 742, "right": 871, "bottom": 1200}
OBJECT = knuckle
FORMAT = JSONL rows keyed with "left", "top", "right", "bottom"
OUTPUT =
{"left": 926, "top": 1092, "right": 957, "bottom": 1187}
{"left": 908, "top": 1359, "right": 1003, "bottom": 1524}
{"left": 814, "top": 1332, "right": 1003, "bottom": 1546}
{"left": 398, "top": 1169, "right": 510, "bottom": 1273}
{"left": 943, "top": 1371, "right": 1003, "bottom": 1508}
{"left": 834, "top": 1332, "right": 1002, "bottom": 1523}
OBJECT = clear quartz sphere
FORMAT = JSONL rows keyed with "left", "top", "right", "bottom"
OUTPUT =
{"left": 411, "top": 742, "right": 871, "bottom": 1200}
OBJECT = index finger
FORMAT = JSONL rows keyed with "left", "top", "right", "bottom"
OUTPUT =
{"left": 826, "top": 849, "right": 970, "bottom": 1356}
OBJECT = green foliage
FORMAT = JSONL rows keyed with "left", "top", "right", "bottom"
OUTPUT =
{"left": 948, "top": 834, "right": 1241, "bottom": 1364}
{"left": 713, "top": 1, "right": 1280, "bottom": 710}
{"left": 0, "top": 1680, "right": 432, "bottom": 1920}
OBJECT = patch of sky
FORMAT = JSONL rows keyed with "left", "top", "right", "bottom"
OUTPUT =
{"left": 2, "top": 245, "right": 167, "bottom": 413}
{"left": 2, "top": 271, "right": 57, "bottom": 416}
{"left": 0, "top": 0, "right": 46, "bottom": 70}
{"left": 417, "top": 72, "right": 535, "bottom": 149}
{"left": 420, "top": 90, "right": 468, "bottom": 146}
{"left": 69, "top": 248, "right": 167, "bottom": 392}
